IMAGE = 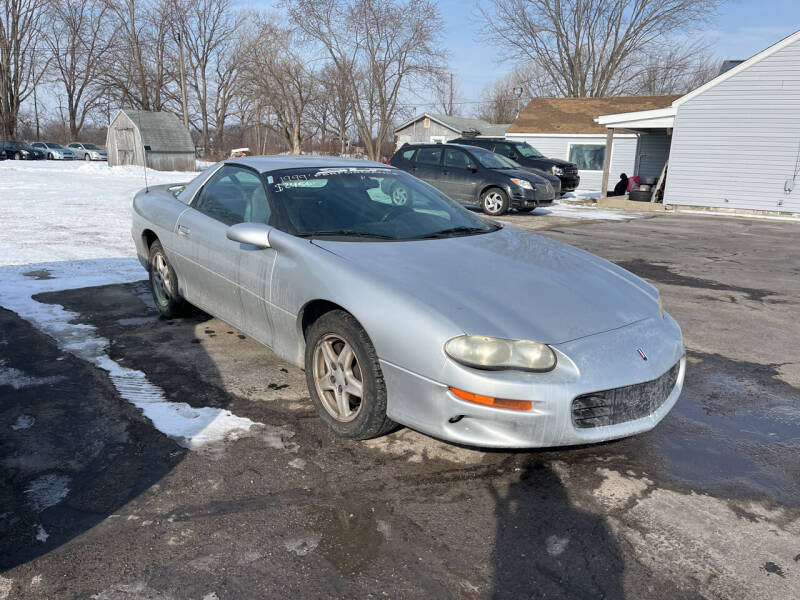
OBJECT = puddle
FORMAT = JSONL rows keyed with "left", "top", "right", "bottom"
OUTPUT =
{"left": 311, "top": 504, "right": 387, "bottom": 575}
{"left": 656, "top": 351, "right": 800, "bottom": 503}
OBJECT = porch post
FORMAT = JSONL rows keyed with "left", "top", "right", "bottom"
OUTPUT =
{"left": 600, "top": 127, "right": 614, "bottom": 198}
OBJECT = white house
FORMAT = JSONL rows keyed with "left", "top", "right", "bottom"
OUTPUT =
{"left": 505, "top": 95, "right": 680, "bottom": 190}
{"left": 596, "top": 30, "right": 800, "bottom": 215}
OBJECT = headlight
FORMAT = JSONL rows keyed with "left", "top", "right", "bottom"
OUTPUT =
{"left": 21, "top": 150, "right": 28, "bottom": 155}
{"left": 445, "top": 335, "right": 557, "bottom": 372}
{"left": 91, "top": 151, "right": 99, "bottom": 158}
{"left": 552, "top": 166, "right": 564, "bottom": 176}
{"left": 510, "top": 178, "right": 533, "bottom": 190}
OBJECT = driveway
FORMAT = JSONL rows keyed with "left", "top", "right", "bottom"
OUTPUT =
{"left": 1, "top": 211, "right": 798, "bottom": 599}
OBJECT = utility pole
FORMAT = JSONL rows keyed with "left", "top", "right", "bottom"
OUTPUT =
{"left": 448, "top": 72, "right": 454, "bottom": 116}
{"left": 33, "top": 85, "right": 40, "bottom": 139}
{"left": 178, "top": 31, "right": 189, "bottom": 129}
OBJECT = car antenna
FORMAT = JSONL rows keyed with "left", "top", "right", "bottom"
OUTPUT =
{"left": 137, "top": 108, "right": 149, "bottom": 193}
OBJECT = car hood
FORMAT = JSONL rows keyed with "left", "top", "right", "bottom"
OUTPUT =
{"left": 493, "top": 168, "right": 550, "bottom": 184}
{"left": 313, "top": 226, "right": 658, "bottom": 344}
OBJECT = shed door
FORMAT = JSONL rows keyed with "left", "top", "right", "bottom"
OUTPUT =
{"left": 116, "top": 127, "right": 135, "bottom": 165}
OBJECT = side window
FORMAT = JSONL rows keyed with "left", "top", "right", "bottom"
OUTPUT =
{"left": 443, "top": 148, "right": 472, "bottom": 169}
{"left": 194, "top": 165, "right": 269, "bottom": 226}
{"left": 401, "top": 148, "right": 416, "bottom": 161}
{"left": 415, "top": 147, "right": 442, "bottom": 166}
{"left": 493, "top": 143, "right": 515, "bottom": 158}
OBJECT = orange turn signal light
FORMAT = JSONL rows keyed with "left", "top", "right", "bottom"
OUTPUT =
{"left": 448, "top": 387, "right": 532, "bottom": 411}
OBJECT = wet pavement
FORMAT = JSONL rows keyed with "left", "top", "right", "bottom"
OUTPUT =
{"left": 1, "top": 212, "right": 799, "bottom": 599}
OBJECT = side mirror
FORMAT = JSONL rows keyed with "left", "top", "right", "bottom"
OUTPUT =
{"left": 226, "top": 222, "right": 272, "bottom": 249}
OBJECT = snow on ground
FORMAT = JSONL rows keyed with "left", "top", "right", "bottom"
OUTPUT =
{"left": 0, "top": 162, "right": 274, "bottom": 449}
{"left": 533, "top": 200, "right": 632, "bottom": 221}
{"left": 0, "top": 161, "right": 195, "bottom": 266}
{"left": 560, "top": 189, "right": 603, "bottom": 201}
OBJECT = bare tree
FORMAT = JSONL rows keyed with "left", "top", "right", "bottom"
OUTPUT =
{"left": 632, "top": 41, "right": 721, "bottom": 95}
{"left": 480, "top": 0, "right": 724, "bottom": 97}
{"left": 103, "top": 0, "right": 151, "bottom": 109}
{"left": 45, "top": 0, "right": 114, "bottom": 139}
{"left": 174, "top": 0, "right": 241, "bottom": 154}
{"left": 0, "top": 0, "right": 48, "bottom": 137}
{"left": 240, "top": 19, "right": 318, "bottom": 155}
{"left": 474, "top": 67, "right": 544, "bottom": 123}
{"left": 313, "top": 61, "right": 353, "bottom": 154}
{"left": 288, "top": 0, "right": 445, "bottom": 160}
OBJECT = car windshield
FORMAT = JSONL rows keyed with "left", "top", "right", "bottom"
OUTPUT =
{"left": 47, "top": 143, "right": 64, "bottom": 149}
{"left": 474, "top": 150, "right": 519, "bottom": 170}
{"left": 83, "top": 143, "right": 101, "bottom": 150}
{"left": 515, "top": 142, "right": 544, "bottom": 158}
{"left": 265, "top": 167, "right": 500, "bottom": 241}
{"left": 19, "top": 143, "right": 35, "bottom": 151}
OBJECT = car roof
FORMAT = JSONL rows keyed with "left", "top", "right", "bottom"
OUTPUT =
{"left": 225, "top": 155, "right": 391, "bottom": 173}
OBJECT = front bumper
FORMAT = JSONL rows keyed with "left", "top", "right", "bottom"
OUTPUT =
{"left": 559, "top": 175, "right": 580, "bottom": 193}
{"left": 382, "top": 314, "right": 685, "bottom": 448}
{"left": 511, "top": 185, "right": 556, "bottom": 209}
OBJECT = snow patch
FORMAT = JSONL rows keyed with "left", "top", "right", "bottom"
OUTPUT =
{"left": 25, "top": 473, "right": 71, "bottom": 511}
{"left": 10, "top": 415, "right": 35, "bottom": 431}
{"left": 0, "top": 360, "right": 64, "bottom": 389}
{"left": 534, "top": 201, "right": 632, "bottom": 221}
{"left": 285, "top": 533, "right": 321, "bottom": 556}
{"left": 545, "top": 534, "right": 570, "bottom": 556}
{"left": 35, "top": 524, "right": 49, "bottom": 542}
{"left": 0, "top": 577, "right": 12, "bottom": 600}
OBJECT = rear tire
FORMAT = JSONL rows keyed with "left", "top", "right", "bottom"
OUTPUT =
{"left": 148, "top": 240, "right": 186, "bottom": 318}
{"left": 481, "top": 187, "right": 509, "bottom": 216}
{"left": 305, "top": 310, "right": 395, "bottom": 440}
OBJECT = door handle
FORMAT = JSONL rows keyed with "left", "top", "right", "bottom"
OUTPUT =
{"left": 177, "top": 225, "right": 190, "bottom": 236}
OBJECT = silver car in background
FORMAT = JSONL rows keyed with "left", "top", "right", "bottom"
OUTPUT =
{"left": 131, "top": 156, "right": 685, "bottom": 448}
{"left": 32, "top": 142, "right": 74, "bottom": 160}
{"left": 68, "top": 142, "right": 107, "bottom": 161}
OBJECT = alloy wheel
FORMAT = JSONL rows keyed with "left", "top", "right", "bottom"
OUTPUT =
{"left": 312, "top": 334, "right": 364, "bottom": 422}
{"left": 484, "top": 191, "right": 504, "bottom": 214}
{"left": 151, "top": 253, "right": 173, "bottom": 304}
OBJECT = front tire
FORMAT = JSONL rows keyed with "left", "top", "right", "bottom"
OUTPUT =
{"left": 47, "top": 153, "right": 53, "bottom": 160}
{"left": 481, "top": 187, "right": 509, "bottom": 216}
{"left": 84, "top": 154, "right": 91, "bottom": 161}
{"left": 148, "top": 240, "right": 186, "bottom": 318}
{"left": 13, "top": 152, "right": 20, "bottom": 160}
{"left": 305, "top": 310, "right": 395, "bottom": 440}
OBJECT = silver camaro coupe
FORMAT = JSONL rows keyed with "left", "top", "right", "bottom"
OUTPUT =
{"left": 132, "top": 156, "right": 685, "bottom": 448}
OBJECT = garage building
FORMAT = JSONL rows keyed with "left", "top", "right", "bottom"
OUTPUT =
{"left": 394, "top": 113, "right": 509, "bottom": 146}
{"left": 106, "top": 110, "right": 195, "bottom": 172}
{"left": 596, "top": 29, "right": 800, "bottom": 215}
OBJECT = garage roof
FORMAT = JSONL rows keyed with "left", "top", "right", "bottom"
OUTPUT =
{"left": 506, "top": 95, "right": 681, "bottom": 135}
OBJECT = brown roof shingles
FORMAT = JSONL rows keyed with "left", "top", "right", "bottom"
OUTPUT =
{"left": 506, "top": 95, "right": 681, "bottom": 134}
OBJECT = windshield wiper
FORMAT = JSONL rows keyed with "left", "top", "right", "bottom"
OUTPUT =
{"left": 412, "top": 225, "right": 496, "bottom": 240}
{"left": 298, "top": 229, "right": 396, "bottom": 239}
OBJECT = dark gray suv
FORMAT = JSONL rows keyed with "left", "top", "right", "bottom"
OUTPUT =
{"left": 388, "top": 143, "right": 556, "bottom": 216}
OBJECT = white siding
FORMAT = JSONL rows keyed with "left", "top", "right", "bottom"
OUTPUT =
{"left": 506, "top": 133, "right": 638, "bottom": 190}
{"left": 665, "top": 36, "right": 800, "bottom": 212}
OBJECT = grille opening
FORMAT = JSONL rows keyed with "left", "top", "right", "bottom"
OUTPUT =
{"left": 572, "top": 362, "right": 680, "bottom": 429}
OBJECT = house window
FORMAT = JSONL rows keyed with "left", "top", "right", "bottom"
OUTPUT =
{"left": 568, "top": 143, "right": 605, "bottom": 171}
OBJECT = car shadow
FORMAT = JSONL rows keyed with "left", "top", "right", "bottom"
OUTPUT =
{"left": 488, "top": 457, "right": 624, "bottom": 599}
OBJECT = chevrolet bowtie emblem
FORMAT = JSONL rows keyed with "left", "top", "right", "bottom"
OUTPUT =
{"left": 637, "top": 348, "right": 648, "bottom": 361}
